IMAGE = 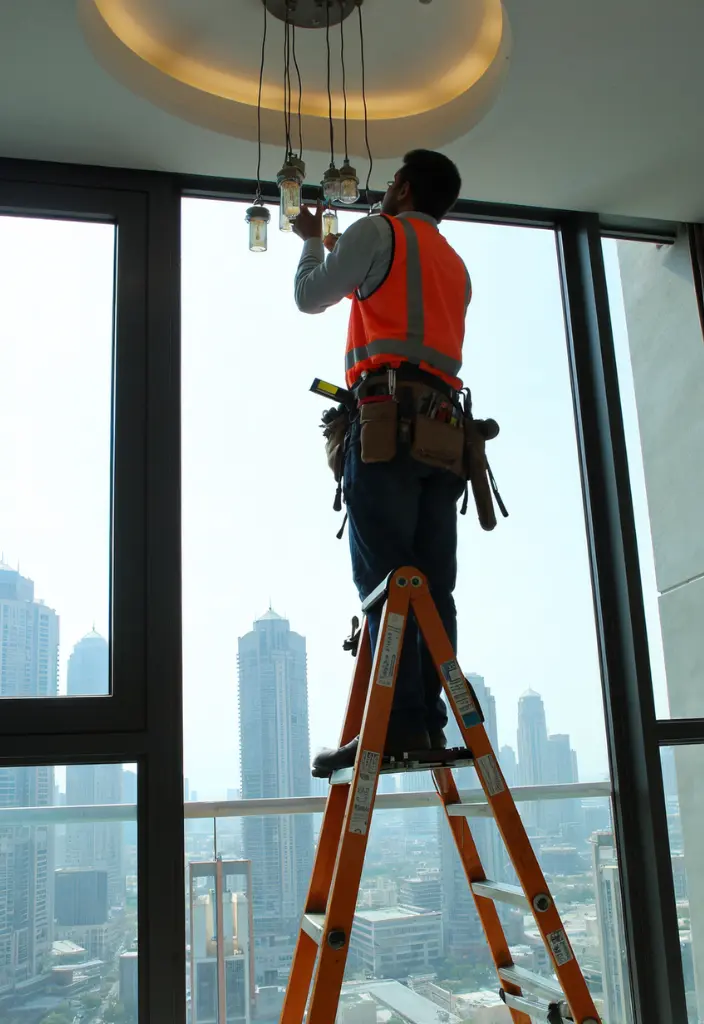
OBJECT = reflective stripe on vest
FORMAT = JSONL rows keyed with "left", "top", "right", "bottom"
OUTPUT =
{"left": 345, "top": 216, "right": 466, "bottom": 388}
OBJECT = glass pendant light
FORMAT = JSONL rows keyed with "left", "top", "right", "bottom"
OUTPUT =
{"left": 245, "top": 205, "right": 271, "bottom": 252}
{"left": 322, "top": 165, "right": 341, "bottom": 204}
{"left": 338, "top": 161, "right": 359, "bottom": 204}
{"left": 322, "top": 207, "right": 339, "bottom": 239}
{"left": 277, "top": 156, "right": 306, "bottom": 231}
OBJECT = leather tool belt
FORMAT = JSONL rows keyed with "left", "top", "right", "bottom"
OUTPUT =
{"left": 319, "top": 368, "right": 507, "bottom": 531}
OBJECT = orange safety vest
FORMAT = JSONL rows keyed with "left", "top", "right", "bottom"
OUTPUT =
{"left": 345, "top": 215, "right": 469, "bottom": 390}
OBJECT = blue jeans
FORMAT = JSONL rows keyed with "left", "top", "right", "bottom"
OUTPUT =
{"left": 344, "top": 429, "right": 463, "bottom": 733}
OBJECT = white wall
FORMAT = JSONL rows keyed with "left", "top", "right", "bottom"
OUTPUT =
{"left": 617, "top": 233, "right": 704, "bottom": 1018}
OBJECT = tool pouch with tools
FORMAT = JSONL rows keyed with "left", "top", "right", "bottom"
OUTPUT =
{"left": 411, "top": 414, "right": 465, "bottom": 476}
{"left": 321, "top": 405, "right": 350, "bottom": 482}
{"left": 359, "top": 399, "right": 399, "bottom": 463}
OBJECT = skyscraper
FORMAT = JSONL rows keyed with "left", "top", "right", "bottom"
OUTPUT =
{"left": 545, "top": 733, "right": 580, "bottom": 835}
{"left": 499, "top": 745, "right": 518, "bottom": 788}
{"left": 591, "top": 832, "right": 633, "bottom": 1024}
{"left": 238, "top": 610, "right": 313, "bottom": 983}
{"left": 517, "top": 688, "right": 549, "bottom": 831}
{"left": 188, "top": 861, "right": 254, "bottom": 1024}
{"left": 440, "top": 673, "right": 500, "bottom": 959}
{"left": 65, "top": 631, "right": 123, "bottom": 906}
{"left": 66, "top": 628, "right": 108, "bottom": 695}
{"left": 0, "top": 562, "right": 58, "bottom": 999}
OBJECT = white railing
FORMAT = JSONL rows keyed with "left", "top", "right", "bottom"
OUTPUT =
{"left": 0, "top": 781, "right": 611, "bottom": 825}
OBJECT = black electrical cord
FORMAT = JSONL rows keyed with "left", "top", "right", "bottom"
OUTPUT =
{"left": 255, "top": 0, "right": 268, "bottom": 202}
{"left": 339, "top": 0, "right": 349, "bottom": 161}
{"left": 357, "top": 2, "right": 373, "bottom": 201}
{"left": 283, "top": 14, "right": 293, "bottom": 158}
{"left": 326, "top": 0, "right": 335, "bottom": 167}
{"left": 292, "top": 23, "right": 304, "bottom": 158}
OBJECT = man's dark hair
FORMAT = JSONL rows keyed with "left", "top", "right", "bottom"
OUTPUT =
{"left": 398, "top": 149, "right": 462, "bottom": 221}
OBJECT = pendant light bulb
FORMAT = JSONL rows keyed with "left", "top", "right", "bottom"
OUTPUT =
{"left": 277, "top": 156, "right": 306, "bottom": 232}
{"left": 338, "top": 161, "right": 359, "bottom": 205}
{"left": 322, "top": 165, "right": 342, "bottom": 204}
{"left": 323, "top": 207, "right": 339, "bottom": 239}
{"left": 245, "top": 205, "right": 271, "bottom": 253}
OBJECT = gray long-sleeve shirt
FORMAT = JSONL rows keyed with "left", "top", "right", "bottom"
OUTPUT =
{"left": 294, "top": 211, "right": 471, "bottom": 315}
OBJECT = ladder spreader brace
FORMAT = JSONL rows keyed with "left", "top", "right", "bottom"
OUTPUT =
{"left": 281, "top": 567, "right": 602, "bottom": 1024}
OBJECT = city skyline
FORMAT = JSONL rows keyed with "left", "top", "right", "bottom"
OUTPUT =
{"left": 1, "top": 555, "right": 595, "bottom": 801}
{"left": 0, "top": 560, "right": 137, "bottom": 1018}
{"left": 0, "top": 559, "right": 673, "bottom": 1024}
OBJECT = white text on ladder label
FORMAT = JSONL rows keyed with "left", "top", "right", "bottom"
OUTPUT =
{"left": 376, "top": 614, "right": 405, "bottom": 687}
{"left": 349, "top": 750, "right": 381, "bottom": 836}
{"left": 440, "top": 659, "right": 482, "bottom": 727}
{"left": 547, "top": 928, "right": 574, "bottom": 966}
{"left": 477, "top": 754, "right": 505, "bottom": 796}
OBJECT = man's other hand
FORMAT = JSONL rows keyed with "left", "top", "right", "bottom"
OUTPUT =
{"left": 293, "top": 202, "right": 323, "bottom": 241}
{"left": 324, "top": 233, "right": 342, "bottom": 253}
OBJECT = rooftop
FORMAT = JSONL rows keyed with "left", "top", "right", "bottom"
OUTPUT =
{"left": 354, "top": 907, "right": 440, "bottom": 923}
{"left": 343, "top": 980, "right": 461, "bottom": 1024}
{"left": 258, "top": 607, "right": 284, "bottom": 621}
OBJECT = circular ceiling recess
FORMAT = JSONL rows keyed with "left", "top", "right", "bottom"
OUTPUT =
{"left": 79, "top": 0, "right": 512, "bottom": 158}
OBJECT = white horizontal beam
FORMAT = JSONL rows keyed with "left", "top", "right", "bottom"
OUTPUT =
{"left": 0, "top": 781, "right": 612, "bottom": 825}
{"left": 185, "top": 781, "right": 611, "bottom": 820}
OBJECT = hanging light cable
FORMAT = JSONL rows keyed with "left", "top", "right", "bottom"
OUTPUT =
{"left": 276, "top": 3, "right": 305, "bottom": 232}
{"left": 245, "top": 0, "right": 270, "bottom": 252}
{"left": 357, "top": 1, "right": 374, "bottom": 207}
{"left": 338, "top": 0, "right": 359, "bottom": 204}
{"left": 292, "top": 23, "right": 304, "bottom": 159}
{"left": 283, "top": 13, "right": 293, "bottom": 158}
{"left": 322, "top": 0, "right": 341, "bottom": 204}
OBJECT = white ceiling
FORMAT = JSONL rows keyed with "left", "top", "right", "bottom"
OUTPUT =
{"left": 1, "top": 0, "right": 703, "bottom": 221}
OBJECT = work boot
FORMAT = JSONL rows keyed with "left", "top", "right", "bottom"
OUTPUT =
{"left": 428, "top": 728, "right": 447, "bottom": 750}
{"left": 312, "top": 726, "right": 431, "bottom": 778}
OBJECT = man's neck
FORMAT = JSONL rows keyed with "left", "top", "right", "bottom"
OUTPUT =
{"left": 396, "top": 211, "right": 439, "bottom": 227}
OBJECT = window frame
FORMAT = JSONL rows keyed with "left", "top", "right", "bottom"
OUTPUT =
{"left": 1, "top": 153, "right": 701, "bottom": 1024}
{"left": 0, "top": 158, "right": 185, "bottom": 1024}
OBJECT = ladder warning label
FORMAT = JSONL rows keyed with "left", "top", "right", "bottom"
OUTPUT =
{"left": 547, "top": 928, "right": 574, "bottom": 967}
{"left": 440, "top": 659, "right": 482, "bottom": 727}
{"left": 376, "top": 614, "right": 405, "bottom": 688}
{"left": 476, "top": 754, "right": 505, "bottom": 796}
{"left": 349, "top": 750, "right": 381, "bottom": 836}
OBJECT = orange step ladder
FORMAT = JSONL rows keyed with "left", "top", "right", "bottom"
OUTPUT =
{"left": 280, "top": 567, "right": 601, "bottom": 1024}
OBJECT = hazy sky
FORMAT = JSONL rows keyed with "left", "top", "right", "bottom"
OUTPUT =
{"left": 0, "top": 207, "right": 668, "bottom": 798}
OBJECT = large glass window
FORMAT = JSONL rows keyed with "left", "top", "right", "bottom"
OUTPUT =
{"left": 0, "top": 216, "right": 114, "bottom": 698}
{"left": 603, "top": 235, "right": 704, "bottom": 719}
{"left": 0, "top": 762, "right": 138, "bottom": 1021}
{"left": 181, "top": 197, "right": 626, "bottom": 1017}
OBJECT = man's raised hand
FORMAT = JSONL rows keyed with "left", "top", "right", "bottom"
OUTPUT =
{"left": 293, "top": 202, "right": 323, "bottom": 241}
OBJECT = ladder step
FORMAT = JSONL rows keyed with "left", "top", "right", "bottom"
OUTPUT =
{"left": 471, "top": 880, "right": 530, "bottom": 909}
{"left": 301, "top": 913, "right": 325, "bottom": 945}
{"left": 499, "top": 964, "right": 564, "bottom": 1002}
{"left": 502, "top": 991, "right": 573, "bottom": 1022}
{"left": 329, "top": 749, "right": 474, "bottom": 786}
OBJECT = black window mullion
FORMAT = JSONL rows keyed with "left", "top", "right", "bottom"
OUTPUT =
{"left": 557, "top": 213, "right": 688, "bottom": 1024}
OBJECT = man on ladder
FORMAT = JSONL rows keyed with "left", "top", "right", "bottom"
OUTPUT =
{"left": 293, "top": 149, "right": 470, "bottom": 771}
{"left": 290, "top": 152, "right": 601, "bottom": 1024}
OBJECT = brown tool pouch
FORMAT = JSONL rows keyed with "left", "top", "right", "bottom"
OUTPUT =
{"left": 322, "top": 407, "right": 350, "bottom": 482}
{"left": 411, "top": 415, "right": 465, "bottom": 476}
{"left": 359, "top": 401, "right": 398, "bottom": 464}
